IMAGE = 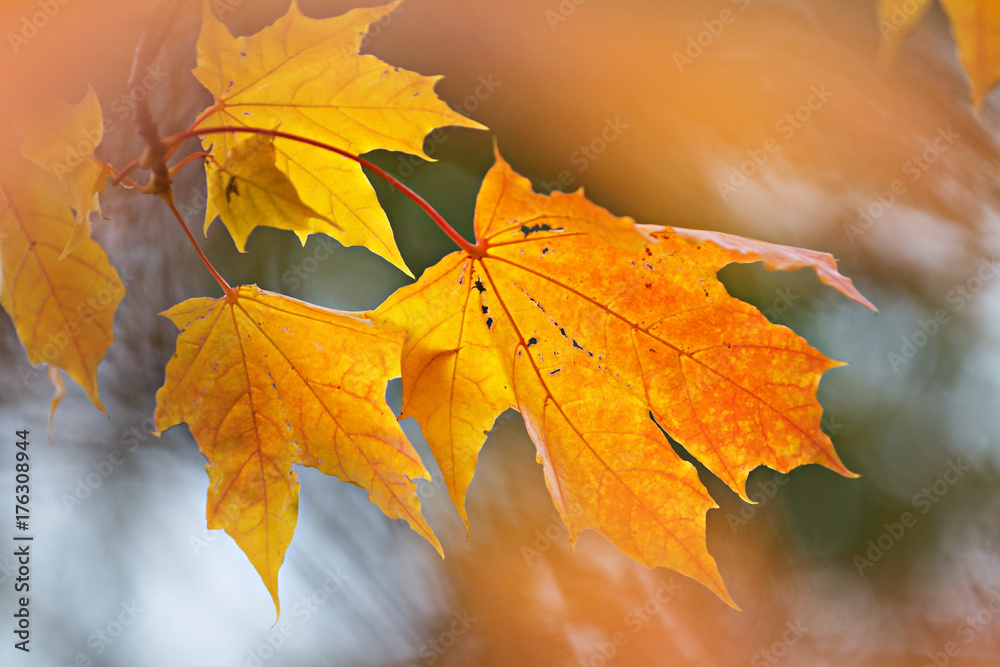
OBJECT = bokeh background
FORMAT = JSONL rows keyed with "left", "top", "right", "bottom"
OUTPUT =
{"left": 2, "top": 0, "right": 1000, "bottom": 665}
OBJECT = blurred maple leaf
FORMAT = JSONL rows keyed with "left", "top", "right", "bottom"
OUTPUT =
{"left": 879, "top": 0, "right": 1000, "bottom": 108}
{"left": 0, "top": 90, "right": 121, "bottom": 422}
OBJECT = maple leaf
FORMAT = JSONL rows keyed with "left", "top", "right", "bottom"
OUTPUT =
{"left": 154, "top": 286, "right": 440, "bottom": 614}
{"left": 17, "top": 86, "right": 112, "bottom": 258}
{"left": 0, "top": 149, "right": 123, "bottom": 416}
{"left": 372, "top": 148, "right": 873, "bottom": 605}
{"left": 192, "top": 0, "right": 486, "bottom": 274}
{"left": 879, "top": 0, "right": 1000, "bottom": 108}
{"left": 205, "top": 134, "right": 333, "bottom": 250}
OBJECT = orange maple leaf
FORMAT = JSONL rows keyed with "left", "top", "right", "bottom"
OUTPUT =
{"left": 192, "top": 0, "right": 486, "bottom": 274}
{"left": 372, "top": 148, "right": 874, "bottom": 606}
{"left": 154, "top": 286, "right": 440, "bottom": 615}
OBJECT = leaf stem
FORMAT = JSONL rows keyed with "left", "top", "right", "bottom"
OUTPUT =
{"left": 165, "top": 126, "right": 482, "bottom": 257}
{"left": 168, "top": 151, "right": 210, "bottom": 176}
{"left": 165, "top": 198, "right": 233, "bottom": 298}
{"left": 112, "top": 156, "right": 142, "bottom": 186}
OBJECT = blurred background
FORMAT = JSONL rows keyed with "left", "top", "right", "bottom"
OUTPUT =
{"left": 1, "top": 0, "right": 999, "bottom": 664}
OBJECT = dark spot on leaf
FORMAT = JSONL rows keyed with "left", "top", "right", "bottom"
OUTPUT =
{"left": 542, "top": 247, "right": 550, "bottom": 255}
{"left": 225, "top": 177, "right": 239, "bottom": 202}
{"left": 474, "top": 278, "right": 486, "bottom": 293}
{"left": 486, "top": 317, "right": 494, "bottom": 330}
{"left": 549, "top": 368, "right": 562, "bottom": 375}
{"left": 527, "top": 337, "right": 537, "bottom": 347}
{"left": 527, "top": 295, "right": 546, "bottom": 313}
{"left": 481, "top": 306, "right": 489, "bottom": 314}
{"left": 521, "top": 223, "right": 563, "bottom": 236}
{"left": 559, "top": 327, "right": 567, "bottom": 338}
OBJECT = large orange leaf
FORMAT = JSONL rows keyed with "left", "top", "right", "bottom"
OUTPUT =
{"left": 879, "top": 0, "right": 1000, "bottom": 108}
{"left": 154, "top": 286, "right": 440, "bottom": 615}
{"left": 0, "top": 149, "right": 123, "bottom": 415}
{"left": 372, "top": 149, "right": 873, "bottom": 605}
{"left": 192, "top": 0, "right": 486, "bottom": 274}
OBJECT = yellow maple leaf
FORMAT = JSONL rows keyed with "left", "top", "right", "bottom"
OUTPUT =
{"left": 879, "top": 0, "right": 1000, "bottom": 108}
{"left": 18, "top": 86, "right": 112, "bottom": 258}
{"left": 205, "top": 134, "right": 334, "bottom": 250}
{"left": 154, "top": 286, "right": 440, "bottom": 615}
{"left": 192, "top": 0, "right": 486, "bottom": 274}
{"left": 372, "top": 148, "right": 873, "bottom": 606}
{"left": 0, "top": 150, "right": 124, "bottom": 415}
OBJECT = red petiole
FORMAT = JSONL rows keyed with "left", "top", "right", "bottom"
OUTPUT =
{"left": 164, "top": 126, "right": 483, "bottom": 257}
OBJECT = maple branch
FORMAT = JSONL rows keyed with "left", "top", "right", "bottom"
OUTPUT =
{"left": 165, "top": 126, "right": 482, "bottom": 257}
{"left": 164, "top": 198, "right": 233, "bottom": 298}
{"left": 125, "top": 2, "right": 179, "bottom": 198}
